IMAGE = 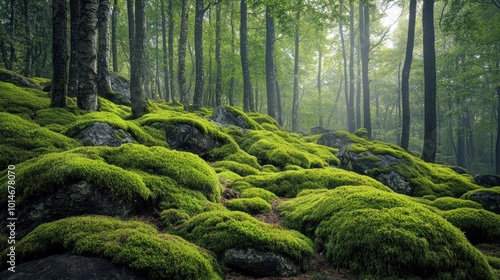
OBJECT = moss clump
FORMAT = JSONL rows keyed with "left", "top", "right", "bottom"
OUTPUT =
{"left": 0, "top": 216, "right": 223, "bottom": 280}
{"left": 440, "top": 208, "right": 500, "bottom": 244}
{"left": 178, "top": 210, "right": 314, "bottom": 268}
{"left": 261, "top": 164, "right": 279, "bottom": 173}
{"left": 0, "top": 112, "right": 80, "bottom": 169}
{"left": 0, "top": 81, "right": 49, "bottom": 116}
{"left": 247, "top": 112, "right": 282, "bottom": 131}
{"left": 159, "top": 209, "right": 191, "bottom": 231}
{"left": 33, "top": 108, "right": 80, "bottom": 128}
{"left": 429, "top": 197, "right": 483, "bottom": 211}
{"left": 99, "top": 97, "right": 131, "bottom": 117}
{"left": 233, "top": 168, "right": 390, "bottom": 198}
{"left": 353, "top": 127, "right": 368, "bottom": 138}
{"left": 212, "top": 160, "right": 260, "bottom": 177}
{"left": 224, "top": 106, "right": 261, "bottom": 130}
{"left": 279, "top": 186, "right": 495, "bottom": 279}
{"left": 226, "top": 197, "right": 272, "bottom": 215}
{"left": 461, "top": 187, "right": 500, "bottom": 212}
{"left": 241, "top": 188, "right": 278, "bottom": 203}
{"left": 217, "top": 170, "right": 242, "bottom": 182}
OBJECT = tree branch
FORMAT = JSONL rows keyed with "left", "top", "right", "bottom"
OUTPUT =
{"left": 370, "top": 7, "right": 404, "bottom": 51}
{"left": 492, "top": 0, "right": 500, "bottom": 10}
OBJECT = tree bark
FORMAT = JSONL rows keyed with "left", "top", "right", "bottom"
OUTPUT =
{"left": 168, "top": 0, "right": 176, "bottom": 103}
{"left": 347, "top": 3, "right": 355, "bottom": 132}
{"left": 360, "top": 2, "right": 372, "bottom": 138}
{"left": 292, "top": 0, "right": 301, "bottom": 132}
{"left": 178, "top": 0, "right": 189, "bottom": 109}
{"left": 161, "top": 0, "right": 170, "bottom": 102}
{"left": 275, "top": 65, "right": 283, "bottom": 126}
{"left": 400, "top": 0, "right": 416, "bottom": 151}
{"left": 240, "top": 0, "right": 253, "bottom": 112}
{"left": 97, "top": 0, "right": 112, "bottom": 95}
{"left": 496, "top": 85, "right": 500, "bottom": 174}
{"left": 317, "top": 47, "right": 323, "bottom": 127}
{"left": 22, "top": 0, "right": 32, "bottom": 77}
{"left": 215, "top": 3, "right": 222, "bottom": 107}
{"left": 265, "top": 5, "right": 278, "bottom": 121}
{"left": 421, "top": 0, "right": 437, "bottom": 162}
{"left": 68, "top": 0, "right": 80, "bottom": 97}
{"left": 228, "top": 0, "right": 235, "bottom": 106}
{"left": 50, "top": 0, "right": 68, "bottom": 108}
{"left": 130, "top": 0, "right": 147, "bottom": 117}
{"left": 77, "top": 0, "right": 99, "bottom": 111}
{"left": 8, "top": 0, "right": 16, "bottom": 70}
{"left": 126, "top": 0, "right": 134, "bottom": 60}
{"left": 193, "top": 0, "right": 205, "bottom": 110}
{"left": 111, "top": 0, "right": 118, "bottom": 72}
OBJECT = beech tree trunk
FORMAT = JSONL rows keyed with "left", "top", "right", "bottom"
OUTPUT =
{"left": 292, "top": 0, "right": 301, "bottom": 132}
{"left": 8, "top": 0, "right": 16, "bottom": 70}
{"left": 178, "top": 0, "right": 189, "bottom": 109}
{"left": 50, "top": 0, "right": 68, "bottom": 108}
{"left": 161, "top": 0, "right": 170, "bottom": 102}
{"left": 215, "top": 3, "right": 222, "bottom": 107}
{"left": 193, "top": 0, "right": 205, "bottom": 110}
{"left": 77, "top": 0, "right": 99, "bottom": 111}
{"left": 22, "top": 0, "right": 32, "bottom": 77}
{"left": 240, "top": 0, "right": 253, "bottom": 112}
{"left": 228, "top": 0, "right": 235, "bottom": 106}
{"left": 130, "top": 0, "right": 147, "bottom": 117}
{"left": 347, "top": 3, "right": 355, "bottom": 132}
{"left": 68, "top": 0, "right": 80, "bottom": 97}
{"left": 496, "top": 85, "right": 500, "bottom": 174}
{"left": 168, "top": 0, "right": 176, "bottom": 103}
{"left": 265, "top": 5, "right": 278, "bottom": 121}
{"left": 400, "top": 0, "right": 416, "bottom": 151}
{"left": 97, "top": 0, "right": 112, "bottom": 95}
{"left": 111, "top": 0, "right": 118, "bottom": 72}
{"left": 421, "top": 0, "right": 437, "bottom": 162}
{"left": 360, "top": 2, "right": 372, "bottom": 138}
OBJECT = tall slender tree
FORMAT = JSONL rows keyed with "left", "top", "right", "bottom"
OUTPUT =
{"left": 178, "top": 0, "right": 189, "bottom": 109}
{"left": 111, "top": 0, "right": 118, "bottom": 72}
{"left": 400, "top": 0, "right": 416, "bottom": 151}
{"left": 50, "top": 0, "right": 68, "bottom": 108}
{"left": 265, "top": 5, "right": 278, "bottom": 121}
{"left": 168, "top": 0, "right": 176, "bottom": 103}
{"left": 193, "top": 0, "right": 206, "bottom": 110}
{"left": 68, "top": 0, "right": 80, "bottom": 97}
{"left": 21, "top": 0, "right": 32, "bottom": 77}
{"left": 421, "top": 0, "right": 437, "bottom": 162}
{"left": 215, "top": 2, "right": 222, "bottom": 107}
{"left": 240, "top": 0, "right": 253, "bottom": 112}
{"left": 161, "top": 0, "right": 170, "bottom": 102}
{"left": 130, "top": 0, "right": 147, "bottom": 117}
{"left": 291, "top": 0, "right": 301, "bottom": 132}
{"left": 360, "top": 2, "right": 372, "bottom": 138}
{"left": 97, "top": 0, "right": 112, "bottom": 95}
{"left": 347, "top": 2, "right": 355, "bottom": 132}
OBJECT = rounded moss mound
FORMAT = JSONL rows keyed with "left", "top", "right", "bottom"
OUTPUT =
{"left": 461, "top": 187, "right": 500, "bottom": 214}
{"left": 0, "top": 216, "right": 223, "bottom": 280}
{"left": 235, "top": 168, "right": 390, "bottom": 198}
{"left": 440, "top": 208, "right": 500, "bottom": 244}
{"left": 159, "top": 209, "right": 191, "bottom": 231}
{"left": 225, "top": 197, "right": 272, "bottom": 214}
{"left": 241, "top": 188, "right": 278, "bottom": 203}
{"left": 279, "top": 186, "right": 495, "bottom": 279}
{"left": 178, "top": 210, "right": 314, "bottom": 269}
{"left": 212, "top": 160, "right": 260, "bottom": 177}
{"left": 429, "top": 197, "right": 483, "bottom": 211}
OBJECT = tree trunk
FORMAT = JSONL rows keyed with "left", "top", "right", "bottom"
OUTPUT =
{"left": 496, "top": 85, "right": 500, "bottom": 174}
{"left": 265, "top": 5, "right": 278, "bottom": 121}
{"left": 317, "top": 47, "right": 324, "bottom": 127}
{"left": 360, "top": 2, "right": 372, "bottom": 138}
{"left": 77, "top": 0, "right": 99, "bottom": 111}
{"left": 193, "top": 0, "right": 205, "bottom": 110}
{"left": 400, "top": 0, "right": 416, "bottom": 151}
{"left": 339, "top": 0, "right": 349, "bottom": 132}
{"left": 50, "top": 0, "right": 68, "bottom": 108}
{"left": 347, "top": 3, "right": 355, "bottom": 132}
{"left": 421, "top": 0, "right": 437, "bottom": 162}
{"left": 111, "top": 0, "right": 118, "bottom": 72}
{"left": 97, "top": 0, "right": 112, "bottom": 95}
{"left": 8, "top": 0, "right": 16, "bottom": 70}
{"left": 126, "top": 0, "right": 134, "bottom": 60}
{"left": 178, "top": 0, "right": 189, "bottom": 109}
{"left": 68, "top": 0, "right": 80, "bottom": 97}
{"left": 168, "top": 0, "right": 176, "bottom": 103}
{"left": 356, "top": 45, "right": 361, "bottom": 129}
{"left": 275, "top": 65, "right": 283, "bottom": 126}
{"left": 456, "top": 99, "right": 466, "bottom": 167}
{"left": 215, "top": 3, "right": 222, "bottom": 107}
{"left": 228, "top": 0, "right": 235, "bottom": 106}
{"left": 292, "top": 0, "right": 301, "bottom": 132}
{"left": 161, "top": 0, "right": 170, "bottom": 102}
{"left": 22, "top": 0, "right": 32, "bottom": 77}
{"left": 130, "top": 0, "right": 147, "bottom": 117}
{"left": 240, "top": 0, "right": 253, "bottom": 112}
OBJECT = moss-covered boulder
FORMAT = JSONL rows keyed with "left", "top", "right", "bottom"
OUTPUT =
{"left": 212, "top": 160, "right": 260, "bottom": 177}
{"left": 429, "top": 197, "right": 483, "bottom": 211}
{"left": 441, "top": 208, "right": 500, "bottom": 244}
{"left": 474, "top": 174, "right": 500, "bottom": 188}
{"left": 461, "top": 187, "right": 500, "bottom": 214}
{"left": 241, "top": 188, "right": 278, "bottom": 203}
{"left": 178, "top": 210, "right": 314, "bottom": 275}
{"left": 225, "top": 197, "right": 272, "bottom": 214}
{"left": 231, "top": 168, "right": 390, "bottom": 197}
{"left": 0, "top": 68, "right": 41, "bottom": 90}
{"left": 74, "top": 122, "right": 135, "bottom": 147}
{"left": 210, "top": 105, "right": 260, "bottom": 130}
{"left": 278, "top": 186, "right": 495, "bottom": 279}
{"left": 0, "top": 216, "right": 223, "bottom": 279}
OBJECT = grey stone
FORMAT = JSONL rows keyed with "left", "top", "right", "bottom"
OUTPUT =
{"left": 210, "top": 105, "right": 250, "bottom": 129}
{"left": 165, "top": 124, "right": 222, "bottom": 158}
{"left": 223, "top": 248, "right": 299, "bottom": 277}
{"left": 467, "top": 191, "right": 500, "bottom": 214}
{"left": 317, "top": 132, "right": 353, "bottom": 149}
{"left": 105, "top": 72, "right": 131, "bottom": 105}
{"left": 0, "top": 181, "right": 137, "bottom": 239}
{"left": 0, "top": 69, "right": 41, "bottom": 90}
{"left": 310, "top": 126, "right": 332, "bottom": 135}
{"left": 75, "top": 122, "right": 135, "bottom": 147}
{"left": 474, "top": 174, "right": 500, "bottom": 188}
{"left": 0, "top": 253, "right": 141, "bottom": 279}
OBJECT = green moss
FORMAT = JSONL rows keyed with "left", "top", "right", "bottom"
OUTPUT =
{"left": 486, "top": 256, "right": 500, "bottom": 270}
{"left": 462, "top": 187, "right": 500, "bottom": 203}
{"left": 217, "top": 170, "right": 242, "bottom": 182}
{"left": 0, "top": 112, "right": 80, "bottom": 169}
{"left": 0, "top": 216, "right": 223, "bottom": 279}
{"left": 226, "top": 197, "right": 272, "bottom": 214}
{"left": 224, "top": 106, "right": 261, "bottom": 130}
{"left": 430, "top": 197, "right": 483, "bottom": 211}
{"left": 279, "top": 186, "right": 495, "bottom": 279}
{"left": 441, "top": 208, "right": 500, "bottom": 244}
{"left": 234, "top": 168, "right": 390, "bottom": 198}
{"left": 28, "top": 77, "right": 51, "bottom": 88}
{"left": 99, "top": 97, "right": 131, "bottom": 117}
{"left": 284, "top": 165, "right": 303, "bottom": 171}
{"left": 178, "top": 210, "right": 314, "bottom": 268}
{"left": 353, "top": 127, "right": 368, "bottom": 138}
{"left": 261, "top": 164, "right": 279, "bottom": 173}
{"left": 159, "top": 209, "right": 191, "bottom": 231}
{"left": 0, "top": 81, "right": 50, "bottom": 116}
{"left": 241, "top": 188, "right": 278, "bottom": 203}
{"left": 212, "top": 160, "right": 260, "bottom": 177}
{"left": 33, "top": 108, "right": 80, "bottom": 127}
{"left": 247, "top": 113, "right": 282, "bottom": 131}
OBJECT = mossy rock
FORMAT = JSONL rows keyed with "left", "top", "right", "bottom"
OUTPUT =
{"left": 210, "top": 105, "right": 261, "bottom": 130}
{"left": 177, "top": 210, "right": 314, "bottom": 269}
{"left": 212, "top": 160, "right": 260, "bottom": 177}
{"left": 441, "top": 208, "right": 500, "bottom": 244}
{"left": 233, "top": 168, "right": 390, "bottom": 198}
{"left": 0, "top": 69, "right": 41, "bottom": 90}
{"left": 461, "top": 187, "right": 500, "bottom": 214}
{"left": 159, "top": 209, "right": 191, "bottom": 231}
{"left": 226, "top": 197, "right": 272, "bottom": 215}
{"left": 279, "top": 186, "right": 495, "bottom": 279}
{"left": 241, "top": 188, "right": 278, "bottom": 203}
{"left": 0, "top": 216, "right": 223, "bottom": 279}
{"left": 0, "top": 81, "right": 50, "bottom": 117}
{"left": 429, "top": 197, "right": 483, "bottom": 211}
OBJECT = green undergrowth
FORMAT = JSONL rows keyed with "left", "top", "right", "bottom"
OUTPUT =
{"left": 429, "top": 197, "right": 483, "bottom": 210}
{"left": 177, "top": 210, "right": 314, "bottom": 269}
{"left": 0, "top": 216, "right": 223, "bottom": 279}
{"left": 212, "top": 160, "right": 260, "bottom": 177}
{"left": 159, "top": 209, "right": 191, "bottom": 231}
{"left": 231, "top": 168, "right": 390, "bottom": 197}
{"left": 0, "top": 81, "right": 49, "bottom": 117}
{"left": 225, "top": 197, "right": 272, "bottom": 214}
{"left": 240, "top": 188, "right": 278, "bottom": 203}
{"left": 278, "top": 186, "right": 495, "bottom": 279}
{"left": 246, "top": 112, "right": 283, "bottom": 132}
{"left": 0, "top": 112, "right": 80, "bottom": 169}
{"left": 440, "top": 208, "right": 500, "bottom": 244}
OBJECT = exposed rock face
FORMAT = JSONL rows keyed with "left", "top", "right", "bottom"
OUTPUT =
{"left": 105, "top": 72, "right": 131, "bottom": 105}
{"left": 0, "top": 253, "right": 140, "bottom": 279}
{"left": 0, "top": 68, "right": 41, "bottom": 90}
{"left": 310, "top": 126, "right": 332, "bottom": 135}
{"left": 337, "top": 147, "right": 412, "bottom": 195}
{"left": 75, "top": 122, "right": 135, "bottom": 147}
{"left": 474, "top": 174, "right": 500, "bottom": 188}
{"left": 223, "top": 248, "right": 299, "bottom": 277}
{"left": 466, "top": 191, "right": 500, "bottom": 214}
{"left": 165, "top": 124, "right": 222, "bottom": 157}
{"left": 210, "top": 105, "right": 250, "bottom": 129}
{"left": 0, "top": 181, "right": 137, "bottom": 239}
{"left": 317, "top": 132, "right": 353, "bottom": 149}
